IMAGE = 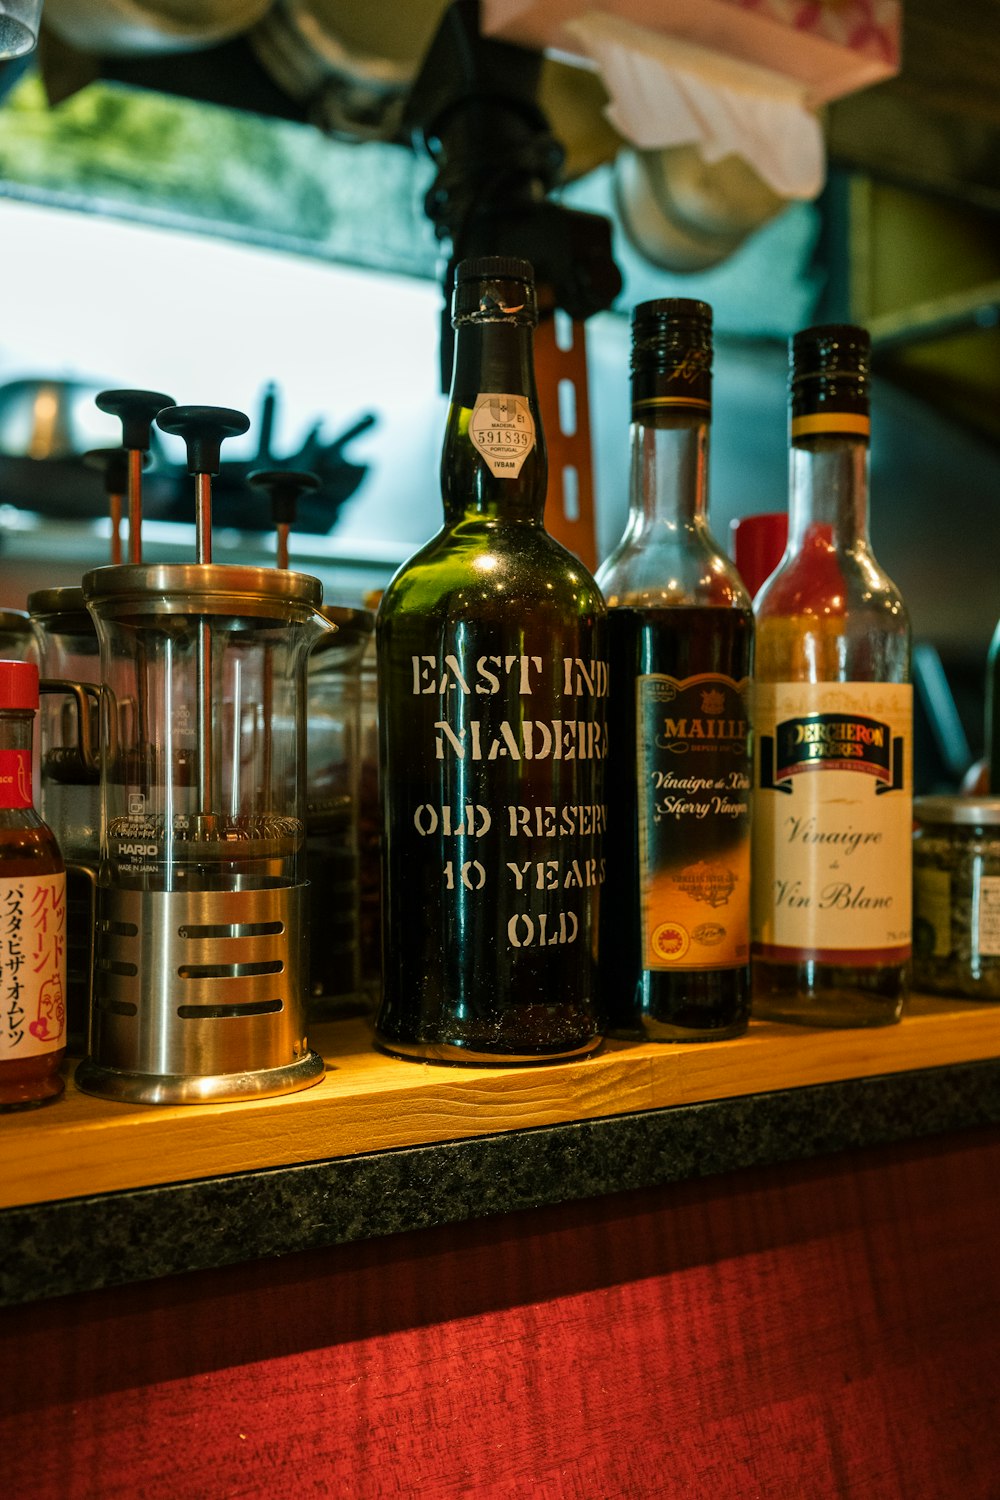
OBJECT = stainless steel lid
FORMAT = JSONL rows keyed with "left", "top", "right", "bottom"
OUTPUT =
{"left": 82, "top": 563, "right": 324, "bottom": 620}
{"left": 914, "top": 795, "right": 1000, "bottom": 827}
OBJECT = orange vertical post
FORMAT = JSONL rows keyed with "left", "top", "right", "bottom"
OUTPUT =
{"left": 534, "top": 306, "right": 599, "bottom": 573}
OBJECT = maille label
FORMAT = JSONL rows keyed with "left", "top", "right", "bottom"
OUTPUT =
{"left": 636, "top": 672, "right": 751, "bottom": 972}
{"left": 753, "top": 682, "right": 912, "bottom": 964}
{"left": 0, "top": 749, "right": 32, "bottom": 810}
{"left": 470, "top": 392, "right": 535, "bottom": 477}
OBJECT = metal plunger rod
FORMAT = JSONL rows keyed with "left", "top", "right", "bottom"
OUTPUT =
{"left": 95, "top": 389, "right": 175, "bottom": 567}
{"left": 128, "top": 448, "right": 144, "bottom": 563}
{"left": 195, "top": 471, "right": 214, "bottom": 814}
{"left": 154, "top": 404, "right": 251, "bottom": 819}
{"left": 83, "top": 446, "right": 135, "bottom": 565}
{"left": 247, "top": 469, "right": 321, "bottom": 573}
{"left": 246, "top": 469, "right": 319, "bottom": 811}
{"left": 109, "top": 492, "right": 124, "bottom": 564}
{"left": 196, "top": 471, "right": 213, "bottom": 565}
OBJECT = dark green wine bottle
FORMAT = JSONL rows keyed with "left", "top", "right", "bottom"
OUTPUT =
{"left": 374, "top": 256, "right": 607, "bottom": 1063}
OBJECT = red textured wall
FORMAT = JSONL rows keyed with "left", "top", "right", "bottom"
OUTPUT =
{"left": 3, "top": 1127, "right": 1000, "bottom": 1499}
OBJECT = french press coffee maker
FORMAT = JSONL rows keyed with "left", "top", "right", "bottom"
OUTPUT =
{"left": 76, "top": 406, "right": 329, "bottom": 1104}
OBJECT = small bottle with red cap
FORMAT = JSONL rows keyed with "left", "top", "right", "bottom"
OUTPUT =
{"left": 0, "top": 660, "right": 67, "bottom": 1111}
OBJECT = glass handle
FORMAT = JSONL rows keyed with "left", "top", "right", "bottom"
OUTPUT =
{"left": 38, "top": 678, "right": 102, "bottom": 778}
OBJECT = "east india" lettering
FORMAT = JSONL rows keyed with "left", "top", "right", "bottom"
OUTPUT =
{"left": 411, "top": 654, "right": 608, "bottom": 698}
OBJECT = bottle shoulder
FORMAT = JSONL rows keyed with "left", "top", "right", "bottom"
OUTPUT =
{"left": 380, "top": 520, "right": 606, "bottom": 624}
{"left": 596, "top": 525, "right": 751, "bottom": 611}
{"left": 0, "top": 818, "right": 66, "bottom": 873}
{"left": 755, "top": 541, "right": 908, "bottom": 619}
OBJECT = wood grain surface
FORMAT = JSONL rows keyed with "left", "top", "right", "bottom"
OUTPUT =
{"left": 2, "top": 993, "right": 999, "bottom": 1210}
{"left": 1, "top": 1126, "right": 998, "bottom": 1499}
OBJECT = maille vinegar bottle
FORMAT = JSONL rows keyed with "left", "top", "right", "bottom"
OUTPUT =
{"left": 596, "top": 298, "right": 753, "bottom": 1041}
{"left": 753, "top": 325, "right": 912, "bottom": 1026}
{"left": 375, "top": 256, "right": 607, "bottom": 1063}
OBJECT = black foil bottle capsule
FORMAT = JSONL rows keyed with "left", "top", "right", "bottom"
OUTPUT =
{"left": 374, "top": 257, "right": 606, "bottom": 1063}
{"left": 596, "top": 298, "right": 754, "bottom": 1041}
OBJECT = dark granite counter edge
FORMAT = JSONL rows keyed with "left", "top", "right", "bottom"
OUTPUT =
{"left": 3, "top": 1058, "right": 1000, "bottom": 1308}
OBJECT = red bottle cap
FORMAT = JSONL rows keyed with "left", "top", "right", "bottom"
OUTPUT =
{"left": 0, "top": 659, "right": 39, "bottom": 710}
{"left": 730, "top": 513, "right": 788, "bottom": 599}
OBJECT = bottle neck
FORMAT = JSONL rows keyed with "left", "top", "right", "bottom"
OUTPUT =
{"left": 788, "top": 435, "right": 871, "bottom": 551}
{"left": 441, "top": 319, "right": 547, "bottom": 524}
{"left": 0, "top": 710, "right": 35, "bottom": 813}
{"left": 627, "top": 414, "right": 710, "bottom": 533}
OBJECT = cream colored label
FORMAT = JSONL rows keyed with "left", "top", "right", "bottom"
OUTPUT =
{"left": 977, "top": 875, "right": 1000, "bottom": 958}
{"left": 753, "top": 682, "right": 912, "bottom": 959}
{"left": 915, "top": 866, "right": 951, "bottom": 958}
{"left": 470, "top": 392, "right": 535, "bottom": 477}
{"left": 0, "top": 872, "right": 67, "bottom": 1060}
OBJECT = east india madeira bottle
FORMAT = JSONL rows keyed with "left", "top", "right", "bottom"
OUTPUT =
{"left": 596, "top": 298, "right": 754, "bottom": 1041}
{"left": 752, "top": 324, "right": 912, "bottom": 1026}
{"left": 0, "top": 660, "right": 67, "bottom": 1110}
{"left": 374, "top": 257, "right": 607, "bottom": 1062}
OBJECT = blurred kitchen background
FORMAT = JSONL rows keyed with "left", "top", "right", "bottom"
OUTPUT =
{"left": 1, "top": 1, "right": 999, "bottom": 790}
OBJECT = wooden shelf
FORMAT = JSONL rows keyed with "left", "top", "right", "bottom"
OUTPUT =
{"left": 2, "top": 993, "right": 999, "bottom": 1213}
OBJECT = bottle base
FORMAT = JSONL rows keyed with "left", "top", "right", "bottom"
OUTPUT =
{"left": 642, "top": 1017, "right": 750, "bottom": 1044}
{"left": 752, "top": 956, "right": 906, "bottom": 1029}
{"left": 375, "top": 1034, "right": 603, "bottom": 1066}
{"left": 0, "top": 1055, "right": 66, "bottom": 1111}
{"left": 0, "top": 1076, "right": 65, "bottom": 1111}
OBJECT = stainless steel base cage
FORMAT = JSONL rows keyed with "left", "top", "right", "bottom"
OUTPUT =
{"left": 76, "top": 882, "right": 324, "bottom": 1104}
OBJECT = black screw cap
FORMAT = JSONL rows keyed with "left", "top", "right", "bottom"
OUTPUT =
{"left": 155, "top": 405, "right": 251, "bottom": 476}
{"left": 247, "top": 469, "right": 321, "bottom": 526}
{"left": 95, "top": 390, "right": 175, "bottom": 452}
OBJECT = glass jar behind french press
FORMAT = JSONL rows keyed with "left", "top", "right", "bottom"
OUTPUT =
{"left": 306, "top": 604, "right": 374, "bottom": 1020}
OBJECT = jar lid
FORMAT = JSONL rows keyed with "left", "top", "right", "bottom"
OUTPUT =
{"left": 0, "top": 608, "right": 31, "bottom": 633}
{"left": 915, "top": 795, "right": 1000, "bottom": 826}
{"left": 312, "top": 604, "right": 375, "bottom": 653}
{"left": 0, "top": 659, "right": 39, "bottom": 710}
{"left": 27, "top": 586, "right": 95, "bottom": 636}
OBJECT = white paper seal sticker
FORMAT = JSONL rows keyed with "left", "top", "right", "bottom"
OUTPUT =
{"left": 469, "top": 392, "right": 536, "bottom": 477}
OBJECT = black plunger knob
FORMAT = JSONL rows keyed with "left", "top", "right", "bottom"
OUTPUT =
{"left": 247, "top": 469, "right": 321, "bottom": 525}
{"left": 83, "top": 447, "right": 144, "bottom": 493}
{"left": 95, "top": 389, "right": 175, "bottom": 452}
{"left": 155, "top": 405, "right": 251, "bottom": 475}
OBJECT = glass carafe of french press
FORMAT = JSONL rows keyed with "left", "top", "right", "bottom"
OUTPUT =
{"left": 76, "top": 562, "right": 329, "bottom": 1103}
{"left": 76, "top": 406, "right": 330, "bottom": 1103}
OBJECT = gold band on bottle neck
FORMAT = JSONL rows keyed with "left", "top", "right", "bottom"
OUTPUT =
{"left": 791, "top": 412, "right": 871, "bottom": 439}
{"left": 633, "top": 395, "right": 711, "bottom": 414}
